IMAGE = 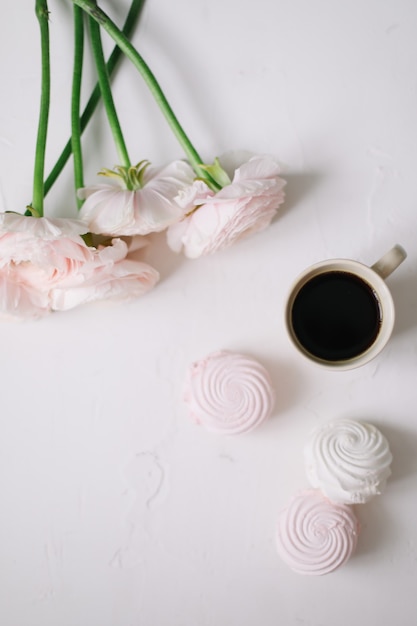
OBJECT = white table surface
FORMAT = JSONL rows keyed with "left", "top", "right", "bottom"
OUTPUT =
{"left": 1, "top": 1, "right": 417, "bottom": 625}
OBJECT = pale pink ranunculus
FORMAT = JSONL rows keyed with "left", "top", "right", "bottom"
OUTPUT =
{"left": 0, "top": 213, "right": 159, "bottom": 319}
{"left": 78, "top": 159, "right": 195, "bottom": 236}
{"left": 166, "top": 153, "right": 286, "bottom": 258}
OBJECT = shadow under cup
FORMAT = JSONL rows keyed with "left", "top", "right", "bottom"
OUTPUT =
{"left": 285, "top": 260, "right": 396, "bottom": 370}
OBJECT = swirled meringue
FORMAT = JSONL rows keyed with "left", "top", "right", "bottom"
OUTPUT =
{"left": 304, "top": 419, "right": 392, "bottom": 504}
{"left": 276, "top": 490, "right": 359, "bottom": 576}
{"left": 183, "top": 350, "right": 275, "bottom": 435}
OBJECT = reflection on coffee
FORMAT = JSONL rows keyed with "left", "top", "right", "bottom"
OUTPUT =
{"left": 291, "top": 271, "right": 382, "bottom": 362}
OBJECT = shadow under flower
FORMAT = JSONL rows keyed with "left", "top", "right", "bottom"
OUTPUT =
{"left": 276, "top": 170, "right": 323, "bottom": 220}
{"left": 141, "top": 231, "right": 186, "bottom": 281}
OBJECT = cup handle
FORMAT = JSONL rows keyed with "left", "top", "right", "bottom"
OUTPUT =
{"left": 371, "top": 244, "right": 407, "bottom": 279}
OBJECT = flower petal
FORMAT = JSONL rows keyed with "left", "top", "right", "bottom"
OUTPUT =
{"left": 79, "top": 160, "right": 195, "bottom": 236}
{"left": 0, "top": 214, "right": 159, "bottom": 318}
{"left": 0, "top": 213, "right": 89, "bottom": 239}
{"left": 79, "top": 186, "right": 136, "bottom": 235}
{"left": 167, "top": 153, "right": 286, "bottom": 258}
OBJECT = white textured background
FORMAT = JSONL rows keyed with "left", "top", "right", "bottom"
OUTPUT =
{"left": 1, "top": 1, "right": 417, "bottom": 625}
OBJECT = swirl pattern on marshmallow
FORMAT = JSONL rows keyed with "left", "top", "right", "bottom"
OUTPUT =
{"left": 276, "top": 490, "right": 359, "bottom": 576}
{"left": 183, "top": 350, "right": 275, "bottom": 434}
{"left": 304, "top": 419, "right": 392, "bottom": 504}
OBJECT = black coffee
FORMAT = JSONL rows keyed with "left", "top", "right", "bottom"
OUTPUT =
{"left": 291, "top": 271, "right": 382, "bottom": 362}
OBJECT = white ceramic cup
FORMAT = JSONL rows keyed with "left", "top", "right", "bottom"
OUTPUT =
{"left": 285, "top": 245, "right": 407, "bottom": 370}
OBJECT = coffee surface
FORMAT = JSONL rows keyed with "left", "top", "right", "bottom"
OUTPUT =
{"left": 291, "top": 271, "right": 381, "bottom": 362}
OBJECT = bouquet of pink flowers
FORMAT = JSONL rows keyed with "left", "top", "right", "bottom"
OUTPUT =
{"left": 0, "top": 0, "right": 286, "bottom": 319}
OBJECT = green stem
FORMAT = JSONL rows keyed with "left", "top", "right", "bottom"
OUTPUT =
{"left": 71, "top": 0, "right": 220, "bottom": 189}
{"left": 72, "top": 6, "right": 85, "bottom": 208}
{"left": 44, "top": 0, "right": 145, "bottom": 196}
{"left": 88, "top": 5, "right": 131, "bottom": 168}
{"left": 31, "top": 0, "right": 51, "bottom": 217}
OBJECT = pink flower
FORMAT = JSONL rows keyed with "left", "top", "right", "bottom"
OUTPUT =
{"left": 166, "top": 153, "right": 286, "bottom": 258}
{"left": 0, "top": 213, "right": 159, "bottom": 319}
{"left": 78, "top": 159, "right": 195, "bottom": 236}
